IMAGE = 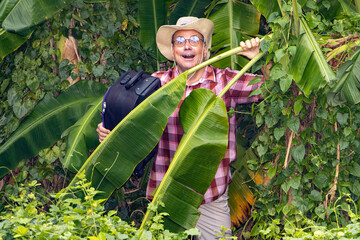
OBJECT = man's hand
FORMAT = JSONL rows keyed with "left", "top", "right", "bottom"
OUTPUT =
{"left": 97, "top": 122, "right": 110, "bottom": 142}
{"left": 236, "top": 37, "right": 260, "bottom": 59}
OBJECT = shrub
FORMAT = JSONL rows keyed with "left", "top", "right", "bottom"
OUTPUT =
{"left": 0, "top": 172, "right": 199, "bottom": 239}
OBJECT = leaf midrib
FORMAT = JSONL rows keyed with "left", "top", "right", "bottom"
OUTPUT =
{"left": 155, "top": 96, "right": 220, "bottom": 198}
{"left": 63, "top": 97, "right": 102, "bottom": 167}
{"left": 0, "top": 96, "right": 98, "bottom": 152}
{"left": 301, "top": 17, "right": 332, "bottom": 82}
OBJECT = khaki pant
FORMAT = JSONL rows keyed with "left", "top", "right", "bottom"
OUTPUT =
{"left": 194, "top": 189, "right": 232, "bottom": 240}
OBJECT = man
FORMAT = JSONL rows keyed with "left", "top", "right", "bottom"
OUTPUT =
{"left": 97, "top": 16, "right": 269, "bottom": 240}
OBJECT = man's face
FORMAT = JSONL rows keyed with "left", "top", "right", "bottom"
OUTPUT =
{"left": 172, "top": 30, "right": 207, "bottom": 74}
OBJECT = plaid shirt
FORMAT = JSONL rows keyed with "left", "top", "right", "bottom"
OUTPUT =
{"left": 146, "top": 65, "right": 263, "bottom": 204}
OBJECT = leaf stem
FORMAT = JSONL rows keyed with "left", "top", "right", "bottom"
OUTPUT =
{"left": 188, "top": 46, "right": 247, "bottom": 75}
{"left": 217, "top": 52, "right": 265, "bottom": 98}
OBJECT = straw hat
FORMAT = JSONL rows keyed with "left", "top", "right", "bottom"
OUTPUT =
{"left": 156, "top": 16, "right": 214, "bottom": 61}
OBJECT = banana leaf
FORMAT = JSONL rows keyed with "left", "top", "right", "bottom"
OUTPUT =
{"left": 64, "top": 72, "right": 188, "bottom": 200}
{"left": 62, "top": 47, "right": 262, "bottom": 232}
{"left": 141, "top": 88, "right": 230, "bottom": 232}
{"left": 329, "top": 46, "right": 360, "bottom": 104}
{"left": 2, "top": 0, "right": 77, "bottom": 36}
{"left": 0, "top": 0, "right": 19, "bottom": 24}
{"left": 289, "top": 17, "right": 336, "bottom": 97}
{"left": 250, "top": 0, "right": 281, "bottom": 20}
{"left": 320, "top": 0, "right": 357, "bottom": 20}
{"left": 0, "top": 0, "right": 31, "bottom": 61}
{"left": 228, "top": 131, "right": 261, "bottom": 227}
{"left": 0, "top": 28, "right": 30, "bottom": 61}
{"left": 0, "top": 81, "right": 106, "bottom": 178}
{"left": 140, "top": 52, "right": 264, "bottom": 232}
{"left": 208, "top": 0, "right": 260, "bottom": 70}
{"left": 62, "top": 96, "right": 103, "bottom": 172}
{"left": 169, "top": 0, "right": 213, "bottom": 25}
{"left": 138, "top": 0, "right": 167, "bottom": 67}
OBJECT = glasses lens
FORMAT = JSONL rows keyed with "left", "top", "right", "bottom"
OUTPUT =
{"left": 174, "top": 36, "right": 186, "bottom": 46}
{"left": 173, "top": 35, "right": 203, "bottom": 47}
{"left": 189, "top": 35, "right": 201, "bottom": 46}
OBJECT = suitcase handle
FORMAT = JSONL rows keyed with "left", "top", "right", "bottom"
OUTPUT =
{"left": 125, "top": 70, "right": 144, "bottom": 89}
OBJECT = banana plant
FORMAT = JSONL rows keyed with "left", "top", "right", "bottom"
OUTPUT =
{"left": 2, "top": 0, "right": 76, "bottom": 36}
{"left": 0, "top": 28, "right": 30, "bottom": 61}
{"left": 61, "top": 96, "right": 103, "bottom": 172}
{"left": 288, "top": 17, "right": 336, "bottom": 97}
{"left": 139, "top": 51, "right": 265, "bottom": 232}
{"left": 329, "top": 46, "right": 360, "bottom": 105}
{"left": 0, "top": 0, "right": 99, "bottom": 61}
{"left": 320, "top": 0, "right": 358, "bottom": 20}
{"left": 47, "top": 45, "right": 263, "bottom": 233}
{"left": 0, "top": 81, "right": 106, "bottom": 178}
{"left": 250, "top": 0, "right": 281, "bottom": 20}
{"left": 138, "top": 0, "right": 167, "bottom": 68}
{"left": 206, "top": 0, "right": 261, "bottom": 70}
{"left": 0, "top": 0, "right": 31, "bottom": 61}
{"left": 64, "top": 71, "right": 187, "bottom": 200}
{"left": 169, "top": 0, "right": 213, "bottom": 25}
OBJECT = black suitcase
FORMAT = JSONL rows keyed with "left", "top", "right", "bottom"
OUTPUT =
{"left": 102, "top": 70, "right": 161, "bottom": 176}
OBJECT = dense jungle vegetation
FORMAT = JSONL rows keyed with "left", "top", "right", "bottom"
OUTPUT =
{"left": 0, "top": 0, "right": 360, "bottom": 239}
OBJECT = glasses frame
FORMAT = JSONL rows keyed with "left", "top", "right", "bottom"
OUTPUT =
{"left": 172, "top": 35, "right": 205, "bottom": 48}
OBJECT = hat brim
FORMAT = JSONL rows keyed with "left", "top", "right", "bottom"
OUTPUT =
{"left": 156, "top": 18, "right": 214, "bottom": 61}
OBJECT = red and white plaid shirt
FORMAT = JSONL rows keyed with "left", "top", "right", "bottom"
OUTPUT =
{"left": 146, "top": 65, "right": 263, "bottom": 204}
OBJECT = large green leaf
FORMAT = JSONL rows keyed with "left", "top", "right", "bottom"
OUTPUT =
{"left": 141, "top": 88, "right": 229, "bottom": 232}
{"left": 65, "top": 72, "right": 187, "bottom": 200}
{"left": 2, "top": 0, "right": 77, "bottom": 35}
{"left": 169, "top": 0, "right": 213, "bottom": 25}
{"left": 208, "top": 0, "right": 260, "bottom": 70}
{"left": 289, "top": 17, "right": 336, "bottom": 97}
{"left": 330, "top": 46, "right": 360, "bottom": 104}
{"left": 0, "top": 28, "right": 30, "bottom": 61}
{"left": 0, "top": 81, "right": 106, "bottom": 178}
{"left": 0, "top": 0, "right": 19, "bottom": 24}
{"left": 138, "top": 0, "right": 166, "bottom": 67}
{"left": 250, "top": 0, "right": 280, "bottom": 20}
{"left": 320, "top": 0, "right": 357, "bottom": 20}
{"left": 0, "top": 0, "right": 31, "bottom": 61}
{"left": 62, "top": 96, "right": 103, "bottom": 172}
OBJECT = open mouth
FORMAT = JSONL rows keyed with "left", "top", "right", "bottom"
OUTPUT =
{"left": 181, "top": 54, "right": 195, "bottom": 59}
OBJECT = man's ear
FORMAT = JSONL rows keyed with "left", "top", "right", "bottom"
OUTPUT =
{"left": 171, "top": 44, "right": 175, "bottom": 60}
{"left": 203, "top": 44, "right": 208, "bottom": 59}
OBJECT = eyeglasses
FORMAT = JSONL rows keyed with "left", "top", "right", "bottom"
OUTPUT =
{"left": 172, "top": 35, "right": 205, "bottom": 47}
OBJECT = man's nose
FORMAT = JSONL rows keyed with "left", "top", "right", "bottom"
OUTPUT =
{"left": 184, "top": 40, "right": 192, "bottom": 49}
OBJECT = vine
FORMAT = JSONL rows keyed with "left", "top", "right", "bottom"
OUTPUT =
{"left": 242, "top": 1, "right": 360, "bottom": 238}
{"left": 0, "top": 0, "right": 155, "bottom": 222}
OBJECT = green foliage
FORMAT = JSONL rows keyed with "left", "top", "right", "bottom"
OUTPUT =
{"left": 0, "top": 172, "right": 199, "bottom": 239}
{"left": 0, "top": 0, "right": 156, "bottom": 145}
{"left": 2, "top": 0, "right": 360, "bottom": 238}
{"left": 243, "top": 0, "right": 360, "bottom": 239}
{"left": 0, "top": 0, "right": 156, "bottom": 229}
